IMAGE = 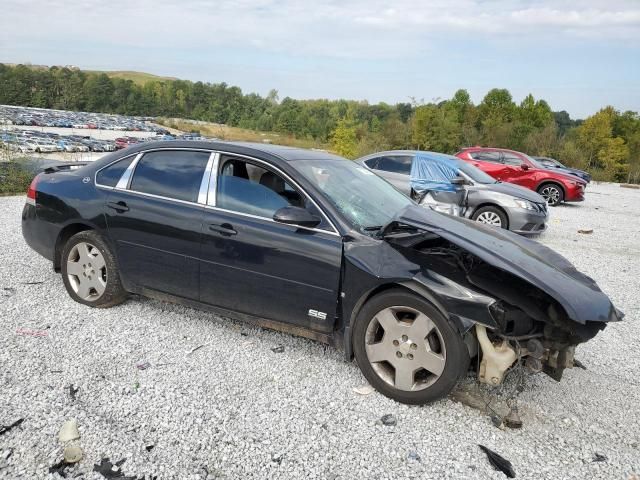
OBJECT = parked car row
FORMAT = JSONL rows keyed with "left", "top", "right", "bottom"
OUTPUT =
{"left": 0, "top": 104, "right": 166, "bottom": 133}
{"left": 0, "top": 128, "right": 208, "bottom": 154}
{"left": 357, "top": 146, "right": 590, "bottom": 236}
{"left": 1, "top": 129, "right": 115, "bottom": 153}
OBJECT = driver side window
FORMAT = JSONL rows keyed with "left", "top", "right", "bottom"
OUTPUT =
{"left": 216, "top": 157, "right": 328, "bottom": 229}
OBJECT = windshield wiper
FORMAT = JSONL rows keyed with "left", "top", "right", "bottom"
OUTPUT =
{"left": 363, "top": 225, "right": 383, "bottom": 232}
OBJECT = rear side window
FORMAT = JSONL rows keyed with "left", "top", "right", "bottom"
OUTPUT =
{"left": 470, "top": 151, "right": 502, "bottom": 163}
{"left": 374, "top": 156, "right": 412, "bottom": 174}
{"left": 96, "top": 156, "right": 135, "bottom": 187}
{"left": 129, "top": 150, "right": 210, "bottom": 202}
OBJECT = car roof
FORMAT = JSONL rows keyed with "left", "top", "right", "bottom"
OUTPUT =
{"left": 94, "top": 140, "right": 345, "bottom": 167}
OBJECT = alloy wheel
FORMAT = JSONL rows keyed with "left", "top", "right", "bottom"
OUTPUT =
{"left": 364, "top": 306, "right": 446, "bottom": 391}
{"left": 66, "top": 242, "right": 107, "bottom": 301}
{"left": 475, "top": 211, "right": 503, "bottom": 227}
{"left": 540, "top": 185, "right": 561, "bottom": 205}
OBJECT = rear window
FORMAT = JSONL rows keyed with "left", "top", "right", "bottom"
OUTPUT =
{"left": 129, "top": 150, "right": 210, "bottom": 202}
{"left": 96, "top": 156, "right": 135, "bottom": 187}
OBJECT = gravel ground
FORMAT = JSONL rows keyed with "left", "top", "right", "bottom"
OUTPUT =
{"left": 1, "top": 182, "right": 639, "bottom": 479}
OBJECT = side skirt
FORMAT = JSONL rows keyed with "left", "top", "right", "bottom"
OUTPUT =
{"left": 134, "top": 286, "right": 338, "bottom": 348}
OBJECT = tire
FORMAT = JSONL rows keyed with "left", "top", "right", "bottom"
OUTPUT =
{"left": 471, "top": 206, "right": 508, "bottom": 229}
{"left": 537, "top": 183, "right": 564, "bottom": 206}
{"left": 352, "top": 289, "right": 469, "bottom": 405}
{"left": 61, "top": 231, "right": 127, "bottom": 308}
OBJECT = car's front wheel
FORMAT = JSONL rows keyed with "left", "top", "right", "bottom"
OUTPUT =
{"left": 538, "top": 183, "right": 564, "bottom": 206}
{"left": 61, "top": 231, "right": 127, "bottom": 308}
{"left": 352, "top": 289, "right": 469, "bottom": 404}
{"left": 472, "top": 206, "right": 508, "bottom": 229}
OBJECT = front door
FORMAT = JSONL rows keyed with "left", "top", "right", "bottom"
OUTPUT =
{"left": 105, "top": 149, "right": 211, "bottom": 299}
{"left": 199, "top": 154, "right": 342, "bottom": 331}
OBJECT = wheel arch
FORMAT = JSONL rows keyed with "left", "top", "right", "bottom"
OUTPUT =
{"left": 470, "top": 203, "right": 510, "bottom": 228}
{"left": 53, "top": 222, "right": 95, "bottom": 272}
{"left": 342, "top": 281, "right": 453, "bottom": 360}
{"left": 536, "top": 180, "right": 566, "bottom": 197}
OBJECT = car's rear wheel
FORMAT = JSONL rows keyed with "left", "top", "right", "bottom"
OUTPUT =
{"left": 352, "top": 289, "right": 469, "bottom": 404}
{"left": 472, "top": 206, "right": 508, "bottom": 229}
{"left": 538, "top": 183, "right": 564, "bottom": 206}
{"left": 61, "top": 231, "right": 127, "bottom": 308}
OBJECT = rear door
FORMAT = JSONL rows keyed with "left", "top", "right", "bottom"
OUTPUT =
{"left": 468, "top": 151, "right": 510, "bottom": 181}
{"left": 198, "top": 153, "right": 342, "bottom": 332}
{"left": 104, "top": 149, "right": 212, "bottom": 299}
{"left": 363, "top": 155, "right": 413, "bottom": 195}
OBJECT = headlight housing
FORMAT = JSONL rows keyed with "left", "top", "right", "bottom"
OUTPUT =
{"left": 513, "top": 199, "right": 536, "bottom": 210}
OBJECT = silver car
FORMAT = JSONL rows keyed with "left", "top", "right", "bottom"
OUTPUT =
{"left": 357, "top": 150, "right": 549, "bottom": 235}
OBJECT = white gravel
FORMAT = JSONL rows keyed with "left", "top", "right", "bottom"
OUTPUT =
{"left": 0, "top": 182, "right": 639, "bottom": 479}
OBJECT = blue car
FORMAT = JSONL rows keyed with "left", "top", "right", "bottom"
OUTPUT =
{"left": 533, "top": 157, "right": 591, "bottom": 184}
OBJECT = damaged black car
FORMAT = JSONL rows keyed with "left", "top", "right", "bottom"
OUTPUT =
{"left": 21, "top": 141, "right": 623, "bottom": 404}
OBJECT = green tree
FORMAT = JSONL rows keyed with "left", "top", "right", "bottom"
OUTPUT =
{"left": 331, "top": 116, "right": 358, "bottom": 158}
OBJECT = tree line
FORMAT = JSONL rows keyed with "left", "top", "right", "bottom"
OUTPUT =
{"left": 1, "top": 63, "right": 638, "bottom": 182}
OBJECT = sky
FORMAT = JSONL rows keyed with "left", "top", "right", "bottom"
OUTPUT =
{"left": 1, "top": 0, "right": 639, "bottom": 119}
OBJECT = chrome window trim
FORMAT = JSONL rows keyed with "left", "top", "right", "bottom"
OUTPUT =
{"left": 94, "top": 153, "right": 139, "bottom": 189}
{"left": 197, "top": 152, "right": 218, "bottom": 205}
{"left": 115, "top": 153, "right": 143, "bottom": 189}
{"left": 110, "top": 187, "right": 206, "bottom": 208}
{"left": 123, "top": 148, "right": 214, "bottom": 202}
{"left": 209, "top": 150, "right": 339, "bottom": 235}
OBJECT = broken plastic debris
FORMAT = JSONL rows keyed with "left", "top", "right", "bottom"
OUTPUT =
{"left": 69, "top": 384, "right": 79, "bottom": 401}
{"left": 504, "top": 407, "right": 523, "bottom": 429}
{"left": 16, "top": 327, "right": 48, "bottom": 337}
{"left": 271, "top": 345, "right": 285, "bottom": 353}
{"left": 574, "top": 359, "right": 587, "bottom": 370}
{"left": 189, "top": 344, "right": 206, "bottom": 355}
{"left": 59, "top": 419, "right": 80, "bottom": 442}
{"left": 593, "top": 453, "right": 608, "bottom": 462}
{"left": 136, "top": 361, "right": 151, "bottom": 370}
{"left": 479, "top": 445, "right": 516, "bottom": 478}
{"left": 577, "top": 229, "right": 593, "bottom": 234}
{"left": 407, "top": 451, "right": 421, "bottom": 462}
{"left": 353, "top": 384, "right": 375, "bottom": 396}
{"left": 0, "top": 418, "right": 24, "bottom": 436}
{"left": 380, "top": 414, "right": 397, "bottom": 426}
{"left": 63, "top": 445, "right": 83, "bottom": 463}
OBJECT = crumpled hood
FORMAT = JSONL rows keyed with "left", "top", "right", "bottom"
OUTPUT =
{"left": 393, "top": 205, "right": 622, "bottom": 324}
{"left": 469, "top": 181, "right": 546, "bottom": 204}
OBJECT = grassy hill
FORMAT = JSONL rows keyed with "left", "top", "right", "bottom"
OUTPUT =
{"left": 3, "top": 63, "right": 176, "bottom": 85}
{"left": 86, "top": 70, "right": 177, "bottom": 85}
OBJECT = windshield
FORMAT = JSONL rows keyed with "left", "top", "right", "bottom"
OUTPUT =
{"left": 292, "top": 159, "right": 413, "bottom": 233}
{"left": 456, "top": 160, "right": 497, "bottom": 184}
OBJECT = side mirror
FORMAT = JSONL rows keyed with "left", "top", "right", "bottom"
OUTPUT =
{"left": 451, "top": 176, "right": 469, "bottom": 186}
{"left": 273, "top": 206, "right": 321, "bottom": 228}
{"left": 521, "top": 163, "right": 530, "bottom": 171}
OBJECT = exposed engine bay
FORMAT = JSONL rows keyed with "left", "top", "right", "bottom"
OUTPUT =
{"left": 381, "top": 221, "right": 610, "bottom": 386}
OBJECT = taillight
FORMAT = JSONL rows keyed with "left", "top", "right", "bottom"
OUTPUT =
{"left": 26, "top": 174, "right": 40, "bottom": 206}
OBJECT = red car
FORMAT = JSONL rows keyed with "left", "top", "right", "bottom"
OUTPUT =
{"left": 456, "top": 147, "right": 586, "bottom": 206}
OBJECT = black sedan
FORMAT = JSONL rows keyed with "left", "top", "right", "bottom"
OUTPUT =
{"left": 22, "top": 141, "right": 621, "bottom": 404}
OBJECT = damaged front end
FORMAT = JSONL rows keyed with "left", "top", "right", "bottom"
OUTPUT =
{"left": 378, "top": 205, "right": 623, "bottom": 386}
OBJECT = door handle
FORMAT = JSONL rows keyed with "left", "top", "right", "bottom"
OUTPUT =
{"left": 107, "top": 201, "right": 129, "bottom": 212}
{"left": 209, "top": 223, "right": 237, "bottom": 236}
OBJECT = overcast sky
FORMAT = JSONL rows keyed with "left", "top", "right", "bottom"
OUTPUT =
{"left": 1, "top": 0, "right": 639, "bottom": 118}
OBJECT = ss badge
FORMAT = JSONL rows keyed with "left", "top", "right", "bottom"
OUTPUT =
{"left": 308, "top": 309, "right": 327, "bottom": 320}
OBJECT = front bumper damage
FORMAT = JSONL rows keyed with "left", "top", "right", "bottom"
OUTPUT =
{"left": 376, "top": 206, "right": 623, "bottom": 387}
